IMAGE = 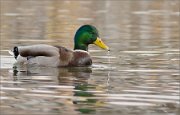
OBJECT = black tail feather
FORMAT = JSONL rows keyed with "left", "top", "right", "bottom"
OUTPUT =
{"left": 13, "top": 46, "right": 19, "bottom": 59}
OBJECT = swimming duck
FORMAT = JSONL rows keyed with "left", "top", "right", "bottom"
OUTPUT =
{"left": 11, "top": 25, "right": 109, "bottom": 67}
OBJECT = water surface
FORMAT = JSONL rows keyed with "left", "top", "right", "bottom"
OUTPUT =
{"left": 0, "top": 0, "right": 179, "bottom": 115}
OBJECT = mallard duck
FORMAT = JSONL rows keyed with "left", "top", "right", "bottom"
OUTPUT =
{"left": 11, "top": 25, "right": 109, "bottom": 67}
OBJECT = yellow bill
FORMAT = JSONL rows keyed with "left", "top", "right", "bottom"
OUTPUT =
{"left": 93, "top": 37, "right": 110, "bottom": 51}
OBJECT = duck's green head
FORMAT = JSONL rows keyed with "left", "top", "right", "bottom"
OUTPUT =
{"left": 74, "top": 25, "right": 109, "bottom": 51}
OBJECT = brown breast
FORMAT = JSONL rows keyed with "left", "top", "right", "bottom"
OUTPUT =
{"left": 55, "top": 46, "right": 92, "bottom": 67}
{"left": 68, "top": 50, "right": 92, "bottom": 66}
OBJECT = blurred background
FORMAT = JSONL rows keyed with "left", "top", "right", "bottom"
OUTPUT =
{"left": 0, "top": 0, "right": 179, "bottom": 115}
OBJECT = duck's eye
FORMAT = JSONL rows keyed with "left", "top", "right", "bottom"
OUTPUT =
{"left": 87, "top": 38, "right": 93, "bottom": 44}
{"left": 89, "top": 32, "right": 95, "bottom": 35}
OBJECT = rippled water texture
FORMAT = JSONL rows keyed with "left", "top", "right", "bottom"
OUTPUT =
{"left": 0, "top": 0, "right": 179, "bottom": 115}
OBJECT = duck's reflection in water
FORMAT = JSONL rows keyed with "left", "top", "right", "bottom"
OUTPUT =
{"left": 12, "top": 66, "right": 103, "bottom": 114}
{"left": 12, "top": 66, "right": 92, "bottom": 83}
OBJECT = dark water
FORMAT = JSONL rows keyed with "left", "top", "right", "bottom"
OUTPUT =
{"left": 0, "top": 0, "right": 179, "bottom": 115}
